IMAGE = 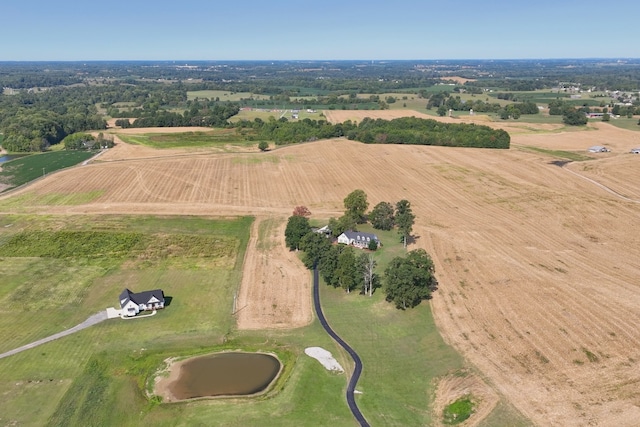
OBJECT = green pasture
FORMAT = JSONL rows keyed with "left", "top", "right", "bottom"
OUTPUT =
{"left": 230, "top": 108, "right": 327, "bottom": 124}
{"left": 0, "top": 151, "right": 95, "bottom": 192}
{"left": 115, "top": 130, "right": 256, "bottom": 150}
{"left": 187, "top": 90, "right": 271, "bottom": 102}
{"left": 602, "top": 116, "right": 640, "bottom": 131}
{"left": 0, "top": 213, "right": 527, "bottom": 426}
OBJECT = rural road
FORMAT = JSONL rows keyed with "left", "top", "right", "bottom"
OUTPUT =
{"left": 0, "top": 311, "right": 109, "bottom": 360}
{"left": 313, "top": 266, "right": 370, "bottom": 427}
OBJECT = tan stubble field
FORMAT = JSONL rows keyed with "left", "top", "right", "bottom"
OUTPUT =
{"left": 2, "top": 115, "right": 640, "bottom": 426}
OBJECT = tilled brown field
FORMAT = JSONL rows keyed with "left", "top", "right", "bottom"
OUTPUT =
{"left": 2, "top": 121, "right": 640, "bottom": 426}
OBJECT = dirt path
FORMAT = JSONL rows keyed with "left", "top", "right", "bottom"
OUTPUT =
{"left": 235, "top": 216, "right": 312, "bottom": 330}
{"left": 0, "top": 311, "right": 109, "bottom": 359}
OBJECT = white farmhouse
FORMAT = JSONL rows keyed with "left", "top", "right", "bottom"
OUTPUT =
{"left": 337, "top": 230, "right": 380, "bottom": 249}
{"left": 119, "top": 288, "right": 165, "bottom": 316}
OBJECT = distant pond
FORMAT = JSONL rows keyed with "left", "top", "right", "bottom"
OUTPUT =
{"left": 167, "top": 352, "right": 281, "bottom": 400}
{"left": 0, "top": 154, "right": 26, "bottom": 164}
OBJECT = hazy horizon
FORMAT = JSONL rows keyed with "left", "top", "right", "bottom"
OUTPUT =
{"left": 2, "top": 0, "right": 638, "bottom": 61}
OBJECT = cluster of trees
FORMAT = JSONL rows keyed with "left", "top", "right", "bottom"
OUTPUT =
{"left": 426, "top": 92, "right": 539, "bottom": 120}
{"left": 0, "top": 85, "right": 107, "bottom": 152}
{"left": 548, "top": 100, "right": 589, "bottom": 125}
{"left": 346, "top": 117, "right": 511, "bottom": 149}
{"left": 235, "top": 117, "right": 356, "bottom": 145}
{"left": 324, "top": 189, "right": 416, "bottom": 248}
{"left": 117, "top": 103, "right": 240, "bottom": 128}
{"left": 284, "top": 195, "right": 436, "bottom": 308}
{"left": 62, "top": 132, "right": 114, "bottom": 150}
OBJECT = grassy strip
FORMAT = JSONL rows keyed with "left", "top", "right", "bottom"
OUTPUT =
{"left": 519, "top": 145, "right": 593, "bottom": 161}
{"left": 0, "top": 151, "right": 95, "bottom": 190}
{"left": 116, "top": 130, "right": 255, "bottom": 149}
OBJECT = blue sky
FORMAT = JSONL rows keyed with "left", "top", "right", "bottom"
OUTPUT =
{"left": 1, "top": 0, "right": 638, "bottom": 61}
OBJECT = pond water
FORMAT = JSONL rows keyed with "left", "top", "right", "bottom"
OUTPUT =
{"left": 0, "top": 155, "right": 23, "bottom": 164}
{"left": 168, "top": 352, "right": 281, "bottom": 400}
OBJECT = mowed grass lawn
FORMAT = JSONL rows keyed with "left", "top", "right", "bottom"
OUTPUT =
{"left": 0, "top": 213, "right": 525, "bottom": 426}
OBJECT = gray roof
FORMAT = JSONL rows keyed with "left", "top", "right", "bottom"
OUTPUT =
{"left": 342, "top": 230, "right": 379, "bottom": 242}
{"left": 119, "top": 288, "right": 165, "bottom": 308}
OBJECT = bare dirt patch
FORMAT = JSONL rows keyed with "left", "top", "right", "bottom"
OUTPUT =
{"left": 235, "top": 216, "right": 312, "bottom": 330}
{"left": 2, "top": 123, "right": 640, "bottom": 426}
{"left": 153, "top": 357, "right": 182, "bottom": 403}
{"left": 432, "top": 371, "right": 498, "bottom": 427}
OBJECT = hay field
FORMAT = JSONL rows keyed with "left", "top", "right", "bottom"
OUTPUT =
{"left": 2, "top": 120, "right": 640, "bottom": 426}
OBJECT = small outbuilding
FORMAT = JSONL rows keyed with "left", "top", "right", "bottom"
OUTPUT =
{"left": 119, "top": 288, "right": 165, "bottom": 317}
{"left": 588, "top": 145, "right": 610, "bottom": 153}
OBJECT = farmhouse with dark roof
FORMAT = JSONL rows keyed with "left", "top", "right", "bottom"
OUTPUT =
{"left": 119, "top": 288, "right": 165, "bottom": 317}
{"left": 337, "top": 230, "right": 380, "bottom": 249}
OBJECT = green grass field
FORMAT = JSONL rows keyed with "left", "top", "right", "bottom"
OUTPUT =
{"left": 0, "top": 213, "right": 528, "bottom": 426}
{"left": 0, "top": 151, "right": 95, "bottom": 191}
{"left": 116, "top": 130, "right": 257, "bottom": 150}
{"left": 187, "top": 90, "right": 271, "bottom": 102}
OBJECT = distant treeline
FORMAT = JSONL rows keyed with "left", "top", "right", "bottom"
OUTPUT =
{"left": 117, "top": 103, "right": 240, "bottom": 128}
{"left": 346, "top": 117, "right": 510, "bottom": 149}
{"left": 235, "top": 116, "right": 510, "bottom": 149}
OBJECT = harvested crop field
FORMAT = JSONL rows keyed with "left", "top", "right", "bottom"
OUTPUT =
{"left": 2, "top": 118, "right": 640, "bottom": 426}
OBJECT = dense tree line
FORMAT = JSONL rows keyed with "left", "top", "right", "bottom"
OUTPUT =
{"left": 346, "top": 117, "right": 511, "bottom": 149}
{"left": 235, "top": 117, "right": 355, "bottom": 145}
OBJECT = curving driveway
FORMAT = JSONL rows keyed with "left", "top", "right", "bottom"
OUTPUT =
{"left": 313, "top": 266, "right": 370, "bottom": 427}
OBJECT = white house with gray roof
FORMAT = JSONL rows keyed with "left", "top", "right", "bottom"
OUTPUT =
{"left": 337, "top": 230, "right": 380, "bottom": 249}
{"left": 119, "top": 288, "right": 165, "bottom": 316}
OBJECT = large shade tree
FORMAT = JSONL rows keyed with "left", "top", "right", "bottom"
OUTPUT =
{"left": 343, "top": 189, "right": 369, "bottom": 224}
{"left": 369, "top": 201, "right": 395, "bottom": 230}
{"left": 284, "top": 215, "right": 311, "bottom": 251}
{"left": 384, "top": 249, "right": 437, "bottom": 309}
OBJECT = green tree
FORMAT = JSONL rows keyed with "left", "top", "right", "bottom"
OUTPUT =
{"left": 319, "top": 244, "right": 344, "bottom": 287}
{"left": 336, "top": 247, "right": 358, "bottom": 293}
{"left": 300, "top": 232, "right": 331, "bottom": 269}
{"left": 563, "top": 108, "right": 588, "bottom": 126}
{"left": 284, "top": 215, "right": 311, "bottom": 251}
{"left": 62, "top": 132, "right": 95, "bottom": 150}
{"left": 384, "top": 249, "right": 437, "bottom": 309}
{"left": 344, "top": 189, "right": 369, "bottom": 223}
{"left": 395, "top": 199, "right": 415, "bottom": 248}
{"left": 328, "top": 214, "right": 357, "bottom": 238}
{"left": 369, "top": 201, "right": 395, "bottom": 230}
{"left": 258, "top": 141, "right": 269, "bottom": 151}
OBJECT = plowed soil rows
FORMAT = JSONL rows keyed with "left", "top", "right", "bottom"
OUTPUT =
{"left": 2, "top": 120, "right": 640, "bottom": 426}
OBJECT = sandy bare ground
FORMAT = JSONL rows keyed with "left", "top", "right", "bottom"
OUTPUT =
{"left": 235, "top": 216, "right": 312, "bottom": 330}
{"left": 2, "top": 121, "right": 640, "bottom": 425}
{"left": 154, "top": 357, "right": 184, "bottom": 403}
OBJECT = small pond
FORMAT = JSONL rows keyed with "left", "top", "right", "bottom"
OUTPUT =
{"left": 168, "top": 352, "right": 281, "bottom": 400}
{"left": 0, "top": 154, "right": 25, "bottom": 164}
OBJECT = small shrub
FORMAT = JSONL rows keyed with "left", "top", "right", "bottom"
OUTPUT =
{"left": 443, "top": 395, "right": 474, "bottom": 425}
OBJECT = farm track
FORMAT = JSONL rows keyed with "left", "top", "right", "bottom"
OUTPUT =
{"left": 1, "top": 119, "right": 640, "bottom": 426}
{"left": 0, "top": 311, "right": 108, "bottom": 360}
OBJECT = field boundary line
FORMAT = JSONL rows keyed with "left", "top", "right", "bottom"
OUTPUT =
{"left": 562, "top": 163, "right": 640, "bottom": 204}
